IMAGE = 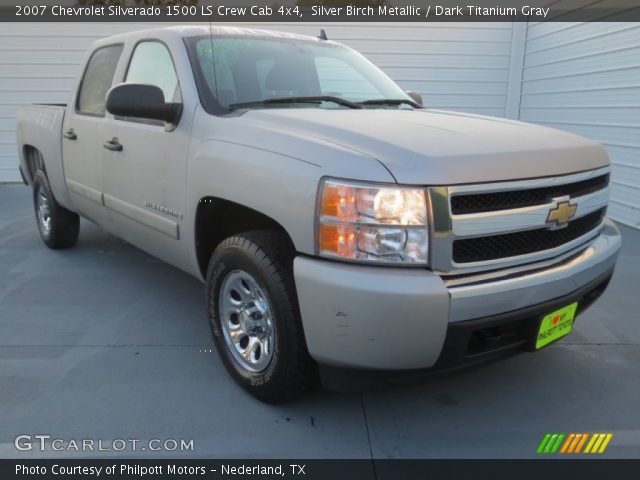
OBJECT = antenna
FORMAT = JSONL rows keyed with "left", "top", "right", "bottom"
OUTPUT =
{"left": 318, "top": 29, "right": 328, "bottom": 40}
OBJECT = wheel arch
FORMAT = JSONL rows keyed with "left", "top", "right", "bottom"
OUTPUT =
{"left": 194, "top": 196, "right": 296, "bottom": 278}
{"left": 22, "top": 145, "right": 46, "bottom": 184}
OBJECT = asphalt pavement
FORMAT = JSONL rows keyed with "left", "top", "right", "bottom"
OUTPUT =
{"left": 1, "top": 183, "right": 638, "bottom": 460}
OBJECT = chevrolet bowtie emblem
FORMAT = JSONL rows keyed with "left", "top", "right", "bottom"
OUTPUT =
{"left": 547, "top": 199, "right": 577, "bottom": 228}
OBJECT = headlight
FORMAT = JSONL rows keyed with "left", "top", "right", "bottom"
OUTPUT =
{"left": 316, "top": 178, "right": 428, "bottom": 265}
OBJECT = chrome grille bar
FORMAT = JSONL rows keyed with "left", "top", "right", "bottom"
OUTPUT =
{"left": 428, "top": 166, "right": 611, "bottom": 275}
{"left": 451, "top": 186, "right": 609, "bottom": 238}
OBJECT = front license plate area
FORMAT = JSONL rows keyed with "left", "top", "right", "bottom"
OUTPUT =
{"left": 535, "top": 302, "right": 578, "bottom": 350}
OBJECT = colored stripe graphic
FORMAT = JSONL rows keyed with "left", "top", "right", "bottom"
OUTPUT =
{"left": 545, "top": 434, "right": 558, "bottom": 453}
{"left": 550, "top": 433, "right": 565, "bottom": 453}
{"left": 537, "top": 434, "right": 552, "bottom": 454}
{"left": 584, "top": 434, "right": 598, "bottom": 453}
{"left": 574, "top": 433, "right": 589, "bottom": 453}
{"left": 567, "top": 433, "right": 582, "bottom": 453}
{"left": 592, "top": 434, "right": 606, "bottom": 452}
{"left": 542, "top": 433, "right": 614, "bottom": 454}
{"left": 598, "top": 433, "right": 613, "bottom": 453}
{"left": 560, "top": 433, "right": 575, "bottom": 453}
{"left": 537, "top": 433, "right": 566, "bottom": 453}
{"left": 585, "top": 433, "right": 613, "bottom": 454}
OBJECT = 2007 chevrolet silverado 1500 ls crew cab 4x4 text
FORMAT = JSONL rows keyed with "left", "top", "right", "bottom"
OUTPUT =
{"left": 16, "top": 26, "right": 621, "bottom": 402}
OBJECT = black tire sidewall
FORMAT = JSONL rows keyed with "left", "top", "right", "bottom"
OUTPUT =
{"left": 32, "top": 169, "right": 79, "bottom": 249}
{"left": 207, "top": 242, "right": 290, "bottom": 394}
{"left": 32, "top": 171, "right": 55, "bottom": 246}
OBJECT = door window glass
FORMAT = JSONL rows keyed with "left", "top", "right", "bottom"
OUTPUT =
{"left": 77, "top": 44, "right": 123, "bottom": 115}
{"left": 126, "top": 41, "right": 180, "bottom": 102}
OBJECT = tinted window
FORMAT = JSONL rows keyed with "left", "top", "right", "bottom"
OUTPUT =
{"left": 190, "top": 37, "right": 410, "bottom": 109}
{"left": 126, "top": 41, "right": 180, "bottom": 102}
{"left": 77, "top": 45, "right": 123, "bottom": 115}
{"left": 315, "top": 57, "right": 381, "bottom": 99}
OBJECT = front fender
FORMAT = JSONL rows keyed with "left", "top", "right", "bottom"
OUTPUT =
{"left": 183, "top": 104, "right": 398, "bottom": 280}
{"left": 187, "top": 139, "right": 322, "bottom": 256}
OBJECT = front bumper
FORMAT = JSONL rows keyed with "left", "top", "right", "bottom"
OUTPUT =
{"left": 294, "top": 219, "right": 621, "bottom": 370}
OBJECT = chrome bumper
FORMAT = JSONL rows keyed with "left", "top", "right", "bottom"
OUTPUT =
{"left": 447, "top": 218, "right": 621, "bottom": 322}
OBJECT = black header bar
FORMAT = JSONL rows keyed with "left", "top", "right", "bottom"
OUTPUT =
{"left": 3, "top": 0, "right": 640, "bottom": 22}
{"left": 2, "top": 459, "right": 639, "bottom": 480}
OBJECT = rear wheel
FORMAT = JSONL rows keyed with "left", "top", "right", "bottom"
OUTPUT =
{"left": 32, "top": 170, "right": 79, "bottom": 249}
{"left": 206, "top": 231, "right": 317, "bottom": 403}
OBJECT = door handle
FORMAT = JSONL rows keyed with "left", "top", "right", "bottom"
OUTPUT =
{"left": 103, "top": 137, "right": 123, "bottom": 152}
{"left": 63, "top": 129, "right": 77, "bottom": 140}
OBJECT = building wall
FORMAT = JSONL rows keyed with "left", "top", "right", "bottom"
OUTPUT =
{"left": 0, "top": 21, "right": 638, "bottom": 228}
{"left": 518, "top": 22, "right": 640, "bottom": 228}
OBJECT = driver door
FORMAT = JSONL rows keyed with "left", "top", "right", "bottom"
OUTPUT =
{"left": 101, "top": 40, "right": 190, "bottom": 268}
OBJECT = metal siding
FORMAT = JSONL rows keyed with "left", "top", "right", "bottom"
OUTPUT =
{"left": 520, "top": 21, "right": 640, "bottom": 228}
{"left": 0, "top": 22, "right": 513, "bottom": 182}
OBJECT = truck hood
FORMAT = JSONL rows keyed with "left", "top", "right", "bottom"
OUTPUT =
{"left": 240, "top": 108, "right": 609, "bottom": 184}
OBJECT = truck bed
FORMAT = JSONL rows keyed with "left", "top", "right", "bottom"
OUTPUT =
{"left": 16, "top": 104, "right": 72, "bottom": 209}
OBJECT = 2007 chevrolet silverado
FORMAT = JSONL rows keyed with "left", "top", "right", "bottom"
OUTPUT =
{"left": 16, "top": 26, "right": 621, "bottom": 402}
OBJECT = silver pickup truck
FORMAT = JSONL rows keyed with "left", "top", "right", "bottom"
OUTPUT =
{"left": 16, "top": 26, "right": 621, "bottom": 402}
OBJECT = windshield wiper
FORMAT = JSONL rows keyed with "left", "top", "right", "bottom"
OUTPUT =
{"left": 358, "top": 99, "right": 421, "bottom": 108}
{"left": 228, "top": 96, "right": 363, "bottom": 110}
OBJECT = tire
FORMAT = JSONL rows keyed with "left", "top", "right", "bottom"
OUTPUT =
{"left": 206, "top": 230, "right": 317, "bottom": 403}
{"left": 32, "top": 170, "right": 80, "bottom": 249}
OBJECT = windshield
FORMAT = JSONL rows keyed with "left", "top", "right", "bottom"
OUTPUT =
{"left": 187, "top": 35, "right": 414, "bottom": 112}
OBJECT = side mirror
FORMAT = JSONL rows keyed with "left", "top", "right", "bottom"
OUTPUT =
{"left": 406, "top": 91, "right": 423, "bottom": 107}
{"left": 106, "top": 83, "right": 181, "bottom": 124}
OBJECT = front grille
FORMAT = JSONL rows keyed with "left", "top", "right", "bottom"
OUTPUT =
{"left": 451, "top": 174, "right": 609, "bottom": 215}
{"left": 452, "top": 208, "right": 606, "bottom": 264}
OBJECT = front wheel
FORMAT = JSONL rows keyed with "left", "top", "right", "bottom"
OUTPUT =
{"left": 206, "top": 231, "right": 317, "bottom": 403}
{"left": 32, "top": 170, "right": 79, "bottom": 249}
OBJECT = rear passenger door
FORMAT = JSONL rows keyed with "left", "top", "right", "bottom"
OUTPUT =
{"left": 62, "top": 44, "right": 123, "bottom": 225}
{"left": 101, "top": 40, "right": 191, "bottom": 267}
